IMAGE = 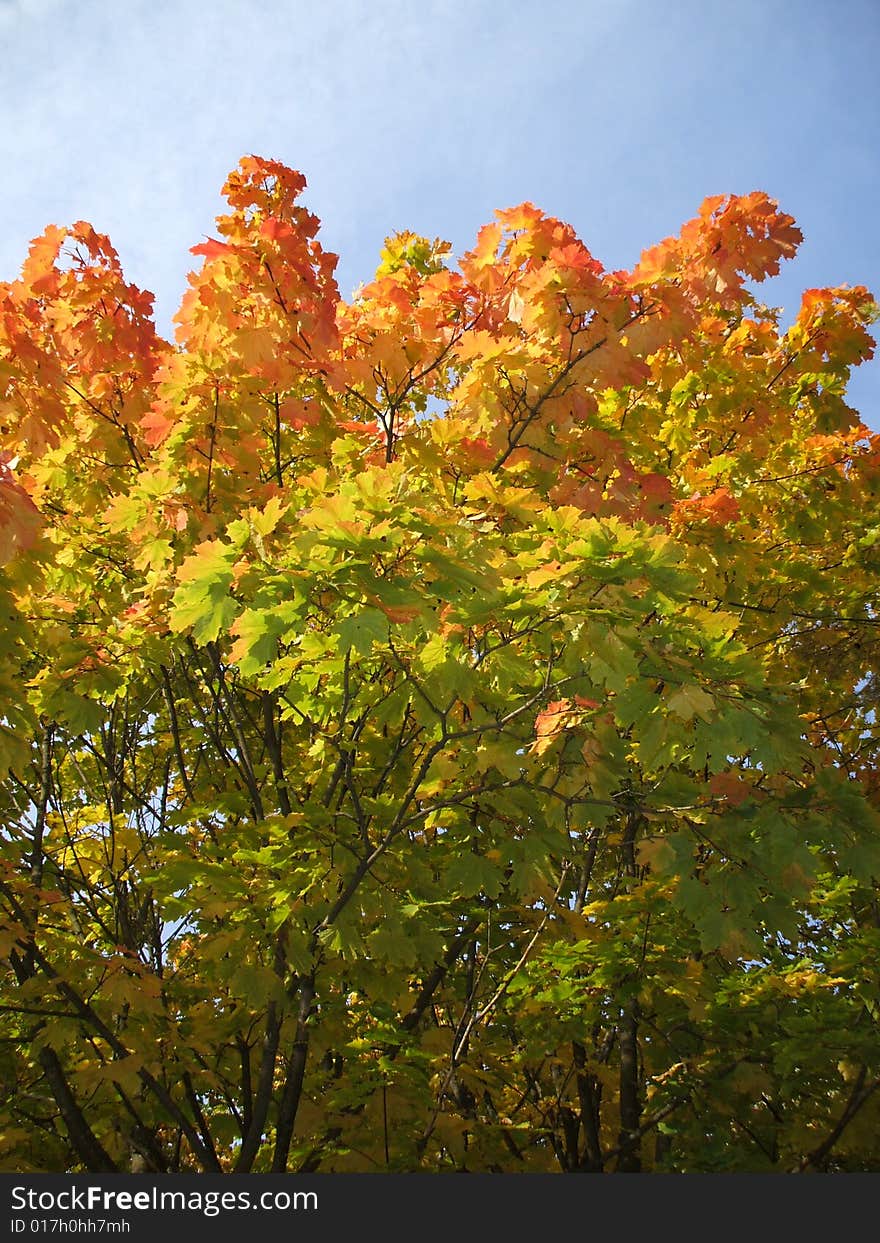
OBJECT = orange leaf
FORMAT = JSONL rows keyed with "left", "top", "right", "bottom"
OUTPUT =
{"left": 191, "top": 238, "right": 232, "bottom": 260}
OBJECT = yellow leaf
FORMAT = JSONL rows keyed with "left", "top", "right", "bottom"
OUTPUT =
{"left": 667, "top": 685, "right": 715, "bottom": 721}
{"left": 636, "top": 838, "right": 675, "bottom": 873}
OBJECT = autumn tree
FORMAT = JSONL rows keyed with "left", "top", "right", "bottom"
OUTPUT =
{"left": 1, "top": 158, "right": 879, "bottom": 1173}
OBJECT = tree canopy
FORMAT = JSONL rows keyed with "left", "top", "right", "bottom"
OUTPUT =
{"left": 1, "top": 157, "right": 879, "bottom": 1173}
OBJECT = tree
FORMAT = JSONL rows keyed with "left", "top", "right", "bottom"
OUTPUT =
{"left": 0, "top": 157, "right": 879, "bottom": 1173}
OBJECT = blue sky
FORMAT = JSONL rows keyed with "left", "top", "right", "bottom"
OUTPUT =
{"left": 2, "top": 0, "right": 878, "bottom": 423}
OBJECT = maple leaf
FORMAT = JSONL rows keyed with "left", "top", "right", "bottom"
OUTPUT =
{"left": 0, "top": 460, "right": 40, "bottom": 563}
{"left": 531, "top": 699, "right": 575, "bottom": 756}
{"left": 672, "top": 486, "right": 740, "bottom": 526}
{"left": 190, "top": 237, "right": 232, "bottom": 260}
{"left": 667, "top": 684, "right": 716, "bottom": 721}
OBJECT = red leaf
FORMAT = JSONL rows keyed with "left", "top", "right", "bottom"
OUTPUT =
{"left": 190, "top": 238, "right": 231, "bottom": 260}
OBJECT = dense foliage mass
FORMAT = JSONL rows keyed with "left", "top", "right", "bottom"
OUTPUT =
{"left": 1, "top": 158, "right": 879, "bottom": 1172}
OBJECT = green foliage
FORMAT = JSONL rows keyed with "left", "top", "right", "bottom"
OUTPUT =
{"left": 0, "top": 160, "right": 878, "bottom": 1172}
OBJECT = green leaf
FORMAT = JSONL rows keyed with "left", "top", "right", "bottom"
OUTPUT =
{"left": 667, "top": 685, "right": 715, "bottom": 722}
{"left": 334, "top": 607, "right": 388, "bottom": 656}
{"left": 169, "top": 539, "right": 239, "bottom": 643}
{"left": 444, "top": 853, "right": 504, "bottom": 899}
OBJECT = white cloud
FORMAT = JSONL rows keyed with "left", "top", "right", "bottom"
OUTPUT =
{"left": 0, "top": 0, "right": 62, "bottom": 26}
